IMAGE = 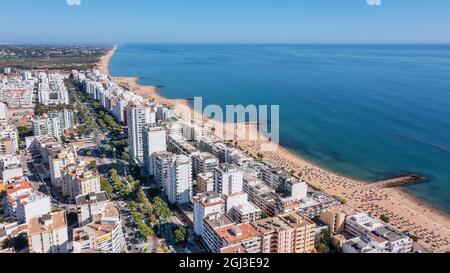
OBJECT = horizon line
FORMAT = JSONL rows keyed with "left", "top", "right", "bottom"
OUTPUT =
{"left": 2, "top": 42, "right": 450, "bottom": 47}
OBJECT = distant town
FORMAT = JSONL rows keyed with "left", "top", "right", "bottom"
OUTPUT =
{"left": 0, "top": 49, "right": 421, "bottom": 254}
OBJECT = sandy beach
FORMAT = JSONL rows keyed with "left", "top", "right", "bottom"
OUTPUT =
{"left": 97, "top": 46, "right": 450, "bottom": 252}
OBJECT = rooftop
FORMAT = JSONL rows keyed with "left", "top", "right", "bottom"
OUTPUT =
{"left": 204, "top": 213, "right": 234, "bottom": 230}
{"left": 194, "top": 191, "right": 224, "bottom": 208}
{"left": 215, "top": 223, "right": 262, "bottom": 244}
{"left": 279, "top": 213, "right": 315, "bottom": 229}
{"left": 73, "top": 202, "right": 120, "bottom": 241}
{"left": 76, "top": 191, "right": 109, "bottom": 206}
{"left": 220, "top": 244, "right": 248, "bottom": 254}
{"left": 28, "top": 211, "right": 67, "bottom": 235}
{"left": 215, "top": 163, "right": 240, "bottom": 173}
{"left": 233, "top": 202, "right": 261, "bottom": 215}
{"left": 372, "top": 226, "right": 407, "bottom": 242}
{"left": 252, "top": 216, "right": 291, "bottom": 233}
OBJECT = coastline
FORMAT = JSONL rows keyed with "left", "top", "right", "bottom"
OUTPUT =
{"left": 97, "top": 45, "right": 450, "bottom": 252}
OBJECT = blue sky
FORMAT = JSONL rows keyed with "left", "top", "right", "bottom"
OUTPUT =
{"left": 1, "top": 0, "right": 449, "bottom": 44}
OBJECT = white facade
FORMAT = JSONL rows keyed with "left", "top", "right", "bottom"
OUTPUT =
{"left": 1, "top": 164, "right": 24, "bottom": 182}
{"left": 290, "top": 180, "right": 308, "bottom": 201}
{"left": 0, "top": 125, "right": 18, "bottom": 151}
{"left": 345, "top": 213, "right": 385, "bottom": 238}
{"left": 72, "top": 202, "right": 125, "bottom": 253}
{"left": 49, "top": 148, "right": 77, "bottom": 189}
{"left": 37, "top": 73, "right": 69, "bottom": 105}
{"left": 48, "top": 109, "right": 75, "bottom": 132}
{"left": 32, "top": 117, "right": 62, "bottom": 140}
{"left": 214, "top": 164, "right": 244, "bottom": 195}
{"left": 15, "top": 193, "right": 52, "bottom": 224}
{"left": 0, "top": 102, "right": 7, "bottom": 124}
{"left": 127, "top": 104, "right": 156, "bottom": 162}
{"left": 224, "top": 192, "right": 249, "bottom": 214}
{"left": 193, "top": 192, "right": 225, "bottom": 237}
{"left": 143, "top": 125, "right": 167, "bottom": 176}
{"left": 166, "top": 155, "right": 193, "bottom": 205}
{"left": 76, "top": 192, "right": 110, "bottom": 226}
{"left": 28, "top": 212, "right": 69, "bottom": 253}
{"left": 6, "top": 184, "right": 51, "bottom": 224}
{"left": 153, "top": 151, "right": 173, "bottom": 188}
{"left": 193, "top": 152, "right": 219, "bottom": 177}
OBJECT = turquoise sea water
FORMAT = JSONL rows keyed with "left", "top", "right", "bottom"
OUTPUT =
{"left": 110, "top": 44, "right": 450, "bottom": 213}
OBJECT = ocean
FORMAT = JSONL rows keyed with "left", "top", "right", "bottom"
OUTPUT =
{"left": 109, "top": 44, "right": 450, "bottom": 214}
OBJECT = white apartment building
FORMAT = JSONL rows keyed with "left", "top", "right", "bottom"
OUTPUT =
{"left": 48, "top": 147, "right": 77, "bottom": 189}
{"left": 72, "top": 202, "right": 125, "bottom": 253}
{"left": 32, "top": 117, "right": 62, "bottom": 140}
{"left": 0, "top": 102, "right": 7, "bottom": 124}
{"left": 230, "top": 201, "right": 262, "bottom": 224}
{"left": 193, "top": 192, "right": 225, "bottom": 236}
{"left": 214, "top": 163, "right": 244, "bottom": 195}
{"left": 342, "top": 236, "right": 384, "bottom": 253}
{"left": 5, "top": 181, "right": 51, "bottom": 223}
{"left": 345, "top": 213, "right": 385, "bottom": 238}
{"left": 371, "top": 226, "right": 413, "bottom": 253}
{"left": 127, "top": 104, "right": 156, "bottom": 162}
{"left": 0, "top": 125, "right": 18, "bottom": 152}
{"left": 181, "top": 121, "right": 203, "bottom": 141}
{"left": 166, "top": 155, "right": 193, "bottom": 205}
{"left": 48, "top": 109, "right": 75, "bottom": 132}
{"left": 76, "top": 192, "right": 110, "bottom": 226}
{"left": 142, "top": 125, "right": 167, "bottom": 176}
{"left": 1, "top": 163, "right": 24, "bottom": 182}
{"left": 15, "top": 192, "right": 52, "bottom": 224}
{"left": 153, "top": 151, "right": 173, "bottom": 189}
{"left": 28, "top": 212, "right": 69, "bottom": 253}
{"left": 193, "top": 152, "right": 219, "bottom": 177}
{"left": 37, "top": 73, "right": 69, "bottom": 105}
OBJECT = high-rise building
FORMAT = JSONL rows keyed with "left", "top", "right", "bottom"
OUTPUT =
{"left": 193, "top": 192, "right": 224, "bottom": 237}
{"left": 166, "top": 155, "right": 192, "bottom": 205}
{"left": 28, "top": 212, "right": 69, "bottom": 253}
{"left": 153, "top": 151, "right": 173, "bottom": 189}
{"left": 193, "top": 152, "right": 219, "bottom": 177}
{"left": 0, "top": 102, "right": 7, "bottom": 125}
{"left": 214, "top": 163, "right": 243, "bottom": 195}
{"left": 48, "top": 109, "right": 75, "bottom": 132}
{"left": 32, "top": 117, "right": 62, "bottom": 140}
{"left": 127, "top": 104, "right": 156, "bottom": 162}
{"left": 143, "top": 125, "right": 167, "bottom": 177}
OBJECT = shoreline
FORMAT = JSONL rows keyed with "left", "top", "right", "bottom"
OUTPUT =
{"left": 97, "top": 45, "right": 450, "bottom": 252}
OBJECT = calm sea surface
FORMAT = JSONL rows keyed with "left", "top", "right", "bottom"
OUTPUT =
{"left": 110, "top": 44, "right": 450, "bottom": 213}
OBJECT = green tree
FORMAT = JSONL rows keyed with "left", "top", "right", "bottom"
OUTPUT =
{"left": 89, "top": 160, "right": 98, "bottom": 171}
{"left": 2, "top": 233, "right": 28, "bottom": 252}
{"left": 100, "top": 176, "right": 113, "bottom": 197}
{"left": 315, "top": 230, "right": 340, "bottom": 254}
{"left": 152, "top": 197, "right": 171, "bottom": 221}
{"left": 17, "top": 126, "right": 33, "bottom": 140}
{"left": 173, "top": 227, "right": 187, "bottom": 246}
